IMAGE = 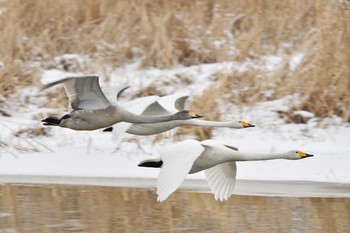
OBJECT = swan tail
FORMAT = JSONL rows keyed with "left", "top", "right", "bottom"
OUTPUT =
{"left": 103, "top": 127, "right": 113, "bottom": 132}
{"left": 41, "top": 114, "right": 70, "bottom": 126}
{"left": 41, "top": 117, "right": 61, "bottom": 126}
{"left": 138, "top": 159, "right": 163, "bottom": 168}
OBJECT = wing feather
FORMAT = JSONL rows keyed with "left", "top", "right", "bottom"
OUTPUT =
{"left": 156, "top": 140, "right": 205, "bottom": 202}
{"left": 157, "top": 93, "right": 189, "bottom": 113}
{"left": 120, "top": 96, "right": 159, "bottom": 115}
{"left": 204, "top": 162, "right": 237, "bottom": 201}
{"left": 110, "top": 96, "right": 160, "bottom": 144}
{"left": 41, "top": 75, "right": 111, "bottom": 110}
{"left": 142, "top": 101, "right": 169, "bottom": 116}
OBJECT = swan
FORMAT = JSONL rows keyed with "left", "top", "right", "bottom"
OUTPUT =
{"left": 40, "top": 75, "right": 202, "bottom": 131}
{"left": 138, "top": 139, "right": 314, "bottom": 202}
{"left": 103, "top": 93, "right": 255, "bottom": 142}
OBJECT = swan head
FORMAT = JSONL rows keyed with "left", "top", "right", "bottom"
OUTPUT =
{"left": 225, "top": 120, "right": 255, "bottom": 129}
{"left": 176, "top": 110, "right": 203, "bottom": 120}
{"left": 287, "top": 150, "right": 314, "bottom": 160}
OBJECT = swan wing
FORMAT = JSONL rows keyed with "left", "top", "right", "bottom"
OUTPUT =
{"left": 157, "top": 140, "right": 205, "bottom": 202}
{"left": 120, "top": 95, "right": 160, "bottom": 115}
{"left": 224, "top": 144, "right": 239, "bottom": 151}
{"left": 116, "top": 85, "right": 130, "bottom": 101}
{"left": 141, "top": 100, "right": 170, "bottom": 116}
{"left": 111, "top": 122, "right": 132, "bottom": 146}
{"left": 157, "top": 93, "right": 189, "bottom": 113}
{"left": 110, "top": 95, "right": 160, "bottom": 142}
{"left": 41, "top": 75, "right": 112, "bottom": 110}
{"left": 204, "top": 162, "right": 237, "bottom": 201}
{"left": 101, "top": 85, "right": 129, "bottom": 105}
{"left": 174, "top": 95, "right": 189, "bottom": 111}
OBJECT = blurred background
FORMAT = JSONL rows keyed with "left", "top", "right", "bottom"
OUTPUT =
{"left": 0, "top": 1, "right": 349, "bottom": 232}
{"left": 1, "top": 0, "right": 349, "bottom": 140}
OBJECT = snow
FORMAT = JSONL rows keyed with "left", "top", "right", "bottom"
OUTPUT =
{"left": 0, "top": 58, "right": 349, "bottom": 187}
{"left": 1, "top": 118, "right": 349, "bottom": 184}
{"left": 293, "top": 110, "right": 315, "bottom": 119}
{"left": 262, "top": 55, "right": 284, "bottom": 72}
{"left": 289, "top": 53, "right": 304, "bottom": 71}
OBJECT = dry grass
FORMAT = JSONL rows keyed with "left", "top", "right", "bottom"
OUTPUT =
{"left": 0, "top": 61, "right": 40, "bottom": 97}
{"left": 0, "top": 0, "right": 349, "bottom": 131}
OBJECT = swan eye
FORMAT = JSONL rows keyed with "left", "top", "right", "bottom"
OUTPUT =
{"left": 239, "top": 121, "right": 242, "bottom": 123}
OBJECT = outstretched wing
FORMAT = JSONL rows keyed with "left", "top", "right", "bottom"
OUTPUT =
{"left": 157, "top": 140, "right": 205, "bottom": 202}
{"left": 224, "top": 144, "right": 239, "bottom": 151}
{"left": 157, "top": 93, "right": 189, "bottom": 113}
{"left": 120, "top": 95, "right": 160, "bottom": 115}
{"left": 110, "top": 96, "right": 160, "bottom": 145}
{"left": 41, "top": 75, "right": 112, "bottom": 110}
{"left": 111, "top": 122, "right": 133, "bottom": 146}
{"left": 141, "top": 100, "right": 170, "bottom": 116}
{"left": 204, "top": 162, "right": 237, "bottom": 201}
{"left": 140, "top": 93, "right": 189, "bottom": 116}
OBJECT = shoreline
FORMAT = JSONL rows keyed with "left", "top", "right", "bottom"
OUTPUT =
{"left": 0, "top": 175, "right": 349, "bottom": 198}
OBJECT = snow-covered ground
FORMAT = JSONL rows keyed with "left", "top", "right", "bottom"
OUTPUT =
{"left": 0, "top": 59, "right": 349, "bottom": 186}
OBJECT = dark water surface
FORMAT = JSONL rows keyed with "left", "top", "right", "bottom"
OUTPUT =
{"left": 0, "top": 183, "right": 349, "bottom": 233}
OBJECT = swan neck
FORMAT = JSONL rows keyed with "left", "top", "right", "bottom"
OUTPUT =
{"left": 233, "top": 152, "right": 288, "bottom": 161}
{"left": 182, "top": 119, "right": 233, "bottom": 127}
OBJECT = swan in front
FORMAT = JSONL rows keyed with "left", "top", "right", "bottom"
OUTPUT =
{"left": 138, "top": 139, "right": 314, "bottom": 202}
{"left": 40, "top": 75, "right": 202, "bottom": 131}
{"left": 104, "top": 93, "right": 255, "bottom": 142}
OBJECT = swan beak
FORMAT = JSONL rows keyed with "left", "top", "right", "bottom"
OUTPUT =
{"left": 189, "top": 112, "right": 203, "bottom": 118}
{"left": 298, "top": 151, "right": 314, "bottom": 158}
{"left": 242, "top": 121, "right": 255, "bottom": 128}
{"left": 304, "top": 153, "right": 314, "bottom": 158}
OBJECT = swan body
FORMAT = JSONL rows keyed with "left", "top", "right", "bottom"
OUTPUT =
{"left": 40, "top": 76, "right": 201, "bottom": 131}
{"left": 106, "top": 93, "right": 254, "bottom": 142}
{"left": 138, "top": 139, "right": 314, "bottom": 202}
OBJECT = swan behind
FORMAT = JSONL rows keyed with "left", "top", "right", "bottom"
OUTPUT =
{"left": 106, "top": 93, "right": 254, "bottom": 144}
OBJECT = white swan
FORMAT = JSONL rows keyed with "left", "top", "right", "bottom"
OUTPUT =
{"left": 104, "top": 93, "right": 255, "bottom": 142}
{"left": 40, "top": 76, "right": 202, "bottom": 131}
{"left": 138, "top": 139, "right": 314, "bottom": 202}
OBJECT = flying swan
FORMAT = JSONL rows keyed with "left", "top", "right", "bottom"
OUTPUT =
{"left": 103, "top": 93, "right": 255, "bottom": 143}
{"left": 40, "top": 75, "right": 202, "bottom": 131}
{"left": 138, "top": 139, "right": 314, "bottom": 202}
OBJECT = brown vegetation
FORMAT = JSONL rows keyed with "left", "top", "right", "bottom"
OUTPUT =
{"left": 0, "top": 0, "right": 349, "bottom": 135}
{"left": 1, "top": 184, "right": 349, "bottom": 232}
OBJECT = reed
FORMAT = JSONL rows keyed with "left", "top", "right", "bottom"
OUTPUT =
{"left": 0, "top": 0, "right": 349, "bottom": 130}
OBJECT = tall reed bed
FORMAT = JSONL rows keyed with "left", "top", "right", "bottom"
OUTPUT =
{"left": 0, "top": 0, "right": 349, "bottom": 124}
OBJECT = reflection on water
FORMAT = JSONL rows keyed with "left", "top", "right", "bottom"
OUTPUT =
{"left": 0, "top": 183, "right": 349, "bottom": 232}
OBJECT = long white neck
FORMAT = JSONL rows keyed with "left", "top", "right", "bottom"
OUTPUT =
{"left": 180, "top": 119, "right": 241, "bottom": 128}
{"left": 230, "top": 151, "right": 291, "bottom": 161}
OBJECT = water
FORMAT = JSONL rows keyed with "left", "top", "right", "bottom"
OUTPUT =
{"left": 0, "top": 183, "right": 349, "bottom": 233}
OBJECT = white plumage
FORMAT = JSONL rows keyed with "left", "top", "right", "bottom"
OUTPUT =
{"left": 107, "top": 93, "right": 254, "bottom": 144}
{"left": 40, "top": 76, "right": 201, "bottom": 131}
{"left": 138, "top": 139, "right": 314, "bottom": 202}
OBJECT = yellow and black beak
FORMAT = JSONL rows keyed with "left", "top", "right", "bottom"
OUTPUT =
{"left": 298, "top": 151, "right": 314, "bottom": 159}
{"left": 242, "top": 121, "right": 255, "bottom": 128}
